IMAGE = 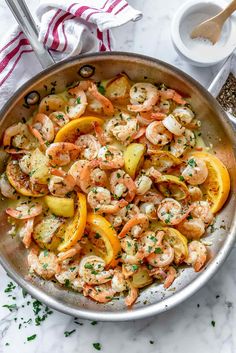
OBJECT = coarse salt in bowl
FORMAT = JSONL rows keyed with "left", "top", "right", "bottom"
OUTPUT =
{"left": 171, "top": 0, "right": 236, "bottom": 67}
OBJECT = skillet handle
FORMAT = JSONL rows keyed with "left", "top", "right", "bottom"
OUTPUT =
{"left": 5, "top": 0, "right": 55, "bottom": 69}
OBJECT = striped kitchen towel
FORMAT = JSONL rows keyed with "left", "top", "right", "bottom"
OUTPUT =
{"left": 0, "top": 0, "right": 142, "bottom": 108}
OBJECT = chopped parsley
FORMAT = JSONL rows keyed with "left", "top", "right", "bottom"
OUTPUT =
{"left": 27, "top": 334, "right": 37, "bottom": 341}
{"left": 188, "top": 158, "right": 197, "bottom": 167}
{"left": 64, "top": 329, "right": 76, "bottom": 337}
{"left": 4, "top": 282, "right": 16, "bottom": 293}
{"left": 84, "top": 263, "right": 94, "bottom": 270}
{"left": 132, "top": 265, "right": 139, "bottom": 271}
{"left": 211, "top": 320, "right": 216, "bottom": 327}
{"left": 91, "top": 321, "right": 98, "bottom": 325}
{"left": 2, "top": 304, "right": 17, "bottom": 312}
{"left": 179, "top": 175, "right": 184, "bottom": 181}
{"left": 154, "top": 247, "right": 162, "bottom": 254}
{"left": 165, "top": 213, "right": 171, "bottom": 224}
{"left": 76, "top": 97, "right": 81, "bottom": 104}
{"left": 93, "top": 342, "right": 102, "bottom": 350}
{"left": 65, "top": 279, "right": 70, "bottom": 287}
{"left": 97, "top": 84, "right": 105, "bottom": 95}
{"left": 56, "top": 114, "right": 64, "bottom": 120}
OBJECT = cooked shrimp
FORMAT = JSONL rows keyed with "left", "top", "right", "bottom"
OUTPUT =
{"left": 75, "top": 134, "right": 101, "bottom": 161}
{"left": 159, "top": 89, "right": 186, "bottom": 105}
{"left": 191, "top": 201, "right": 214, "bottom": 225}
{"left": 128, "top": 83, "right": 159, "bottom": 112}
{"left": 118, "top": 214, "right": 149, "bottom": 238}
{"left": 83, "top": 283, "right": 116, "bottom": 303}
{"left": 68, "top": 160, "right": 88, "bottom": 186}
{"left": 135, "top": 175, "right": 152, "bottom": 195}
{"left": 19, "top": 218, "right": 34, "bottom": 248}
{"left": 49, "top": 169, "right": 75, "bottom": 197}
{"left": 49, "top": 111, "right": 70, "bottom": 129}
{"left": 181, "top": 157, "right": 208, "bottom": 185}
{"left": 122, "top": 263, "right": 139, "bottom": 279}
{"left": 138, "top": 134, "right": 160, "bottom": 153}
{"left": 79, "top": 255, "right": 113, "bottom": 285}
{"left": 163, "top": 266, "right": 177, "bottom": 289}
{"left": 18, "top": 154, "right": 31, "bottom": 175}
{"left": 136, "top": 111, "right": 166, "bottom": 126}
{"left": 55, "top": 263, "right": 83, "bottom": 291}
{"left": 162, "top": 114, "right": 185, "bottom": 136}
{"left": 139, "top": 230, "right": 164, "bottom": 256}
{"left": 30, "top": 113, "right": 55, "bottom": 143}
{"left": 177, "top": 217, "right": 205, "bottom": 239}
{"left": 139, "top": 202, "right": 157, "bottom": 220}
{"left": 110, "top": 169, "right": 137, "bottom": 202}
{"left": 0, "top": 172, "right": 17, "bottom": 199}
{"left": 81, "top": 160, "right": 107, "bottom": 192}
{"left": 150, "top": 266, "right": 177, "bottom": 288}
{"left": 111, "top": 268, "right": 127, "bottom": 292}
{"left": 188, "top": 186, "right": 203, "bottom": 202}
{"left": 46, "top": 142, "right": 81, "bottom": 166}
{"left": 79, "top": 159, "right": 102, "bottom": 193}
{"left": 159, "top": 100, "right": 171, "bottom": 114}
{"left": 185, "top": 240, "right": 207, "bottom": 272}
{"left": 172, "top": 107, "right": 194, "bottom": 125}
{"left": 125, "top": 281, "right": 139, "bottom": 307}
{"left": 3, "top": 122, "right": 34, "bottom": 150}
{"left": 146, "top": 167, "right": 163, "bottom": 183}
{"left": 6, "top": 203, "right": 42, "bottom": 219}
{"left": 145, "top": 121, "right": 173, "bottom": 146}
{"left": 170, "top": 129, "right": 195, "bottom": 157}
{"left": 157, "top": 198, "right": 192, "bottom": 225}
{"left": 28, "top": 247, "right": 60, "bottom": 279}
{"left": 57, "top": 244, "right": 81, "bottom": 262}
{"left": 106, "top": 203, "right": 140, "bottom": 228}
{"left": 105, "top": 113, "right": 138, "bottom": 144}
{"left": 87, "top": 186, "right": 110, "bottom": 209}
{"left": 93, "top": 122, "right": 106, "bottom": 146}
{"left": 66, "top": 86, "right": 87, "bottom": 119}
{"left": 97, "top": 145, "right": 124, "bottom": 170}
{"left": 121, "top": 236, "right": 144, "bottom": 264}
{"left": 134, "top": 190, "right": 163, "bottom": 206}
{"left": 132, "top": 127, "right": 146, "bottom": 140}
{"left": 90, "top": 167, "right": 108, "bottom": 188}
{"left": 38, "top": 94, "right": 65, "bottom": 114}
{"left": 87, "top": 186, "right": 127, "bottom": 214}
{"left": 147, "top": 241, "right": 174, "bottom": 267}
{"left": 88, "top": 83, "right": 114, "bottom": 116}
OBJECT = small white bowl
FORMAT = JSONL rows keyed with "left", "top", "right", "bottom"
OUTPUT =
{"left": 171, "top": 0, "right": 236, "bottom": 67}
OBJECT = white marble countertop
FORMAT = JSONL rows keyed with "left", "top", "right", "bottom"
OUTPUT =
{"left": 0, "top": 1, "right": 235, "bottom": 353}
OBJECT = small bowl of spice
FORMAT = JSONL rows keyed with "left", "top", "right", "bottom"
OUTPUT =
{"left": 171, "top": 0, "right": 236, "bottom": 66}
{"left": 209, "top": 53, "right": 236, "bottom": 122}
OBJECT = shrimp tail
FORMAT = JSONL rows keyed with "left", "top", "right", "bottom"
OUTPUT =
{"left": 118, "top": 214, "right": 148, "bottom": 238}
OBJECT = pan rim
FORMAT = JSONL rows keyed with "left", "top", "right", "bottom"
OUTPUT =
{"left": 0, "top": 51, "right": 236, "bottom": 321}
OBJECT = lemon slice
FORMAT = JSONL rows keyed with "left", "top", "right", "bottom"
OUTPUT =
{"left": 6, "top": 160, "right": 48, "bottom": 197}
{"left": 155, "top": 174, "right": 189, "bottom": 200}
{"left": 57, "top": 193, "right": 87, "bottom": 252}
{"left": 54, "top": 116, "right": 104, "bottom": 143}
{"left": 86, "top": 214, "right": 121, "bottom": 268}
{"left": 156, "top": 227, "right": 188, "bottom": 264}
{"left": 190, "top": 151, "right": 230, "bottom": 213}
{"left": 124, "top": 143, "right": 145, "bottom": 179}
{"left": 143, "top": 150, "right": 181, "bottom": 172}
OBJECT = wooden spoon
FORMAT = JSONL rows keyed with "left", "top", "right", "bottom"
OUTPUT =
{"left": 191, "top": 0, "right": 236, "bottom": 44}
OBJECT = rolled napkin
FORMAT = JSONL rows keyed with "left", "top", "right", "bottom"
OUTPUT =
{"left": 0, "top": 0, "right": 142, "bottom": 108}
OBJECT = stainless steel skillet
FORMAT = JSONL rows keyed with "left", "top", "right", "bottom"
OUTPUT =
{"left": 0, "top": 0, "right": 236, "bottom": 321}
